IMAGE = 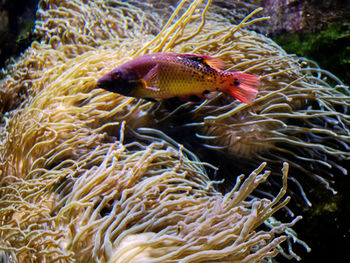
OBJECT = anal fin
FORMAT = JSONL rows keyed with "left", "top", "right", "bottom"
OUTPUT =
{"left": 178, "top": 93, "right": 204, "bottom": 102}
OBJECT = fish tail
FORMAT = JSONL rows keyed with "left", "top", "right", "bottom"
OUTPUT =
{"left": 221, "top": 72, "right": 260, "bottom": 104}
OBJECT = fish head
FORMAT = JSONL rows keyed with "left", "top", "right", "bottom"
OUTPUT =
{"left": 97, "top": 68, "right": 142, "bottom": 96}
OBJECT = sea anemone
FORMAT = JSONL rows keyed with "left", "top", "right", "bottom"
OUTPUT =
{"left": 0, "top": 123, "right": 303, "bottom": 262}
{"left": 135, "top": 0, "right": 350, "bottom": 200}
{"left": 5, "top": 0, "right": 346, "bottom": 261}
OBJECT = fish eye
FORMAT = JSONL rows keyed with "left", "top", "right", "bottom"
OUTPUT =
{"left": 112, "top": 71, "right": 122, "bottom": 80}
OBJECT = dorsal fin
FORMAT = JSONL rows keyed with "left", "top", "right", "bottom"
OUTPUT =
{"left": 175, "top": 53, "right": 226, "bottom": 71}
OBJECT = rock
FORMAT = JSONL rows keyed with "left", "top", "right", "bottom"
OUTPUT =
{"left": 263, "top": 0, "right": 350, "bottom": 34}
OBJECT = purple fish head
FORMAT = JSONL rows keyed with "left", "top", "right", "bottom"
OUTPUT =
{"left": 97, "top": 68, "right": 142, "bottom": 97}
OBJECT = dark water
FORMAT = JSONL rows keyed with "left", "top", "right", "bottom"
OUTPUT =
{"left": 0, "top": 0, "right": 40, "bottom": 69}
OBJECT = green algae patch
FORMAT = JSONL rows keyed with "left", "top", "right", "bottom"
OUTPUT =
{"left": 272, "top": 23, "right": 350, "bottom": 85}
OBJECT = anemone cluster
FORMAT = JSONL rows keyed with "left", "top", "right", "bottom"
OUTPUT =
{"left": 1, "top": 0, "right": 349, "bottom": 262}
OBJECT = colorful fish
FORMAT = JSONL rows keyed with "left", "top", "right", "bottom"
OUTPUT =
{"left": 97, "top": 53, "right": 259, "bottom": 104}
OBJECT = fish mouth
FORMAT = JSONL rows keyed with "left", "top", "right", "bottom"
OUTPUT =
{"left": 97, "top": 73, "right": 139, "bottom": 96}
{"left": 97, "top": 75, "right": 114, "bottom": 92}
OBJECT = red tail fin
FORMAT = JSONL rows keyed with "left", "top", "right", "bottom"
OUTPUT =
{"left": 222, "top": 72, "right": 259, "bottom": 104}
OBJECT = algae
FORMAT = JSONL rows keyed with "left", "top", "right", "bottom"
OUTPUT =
{"left": 272, "top": 22, "right": 350, "bottom": 85}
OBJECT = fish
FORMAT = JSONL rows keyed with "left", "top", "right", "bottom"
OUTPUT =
{"left": 97, "top": 53, "right": 259, "bottom": 104}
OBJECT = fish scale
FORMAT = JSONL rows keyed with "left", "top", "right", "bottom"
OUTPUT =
{"left": 156, "top": 56, "right": 217, "bottom": 98}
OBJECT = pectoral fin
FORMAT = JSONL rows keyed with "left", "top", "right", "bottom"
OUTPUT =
{"left": 143, "top": 65, "right": 160, "bottom": 91}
